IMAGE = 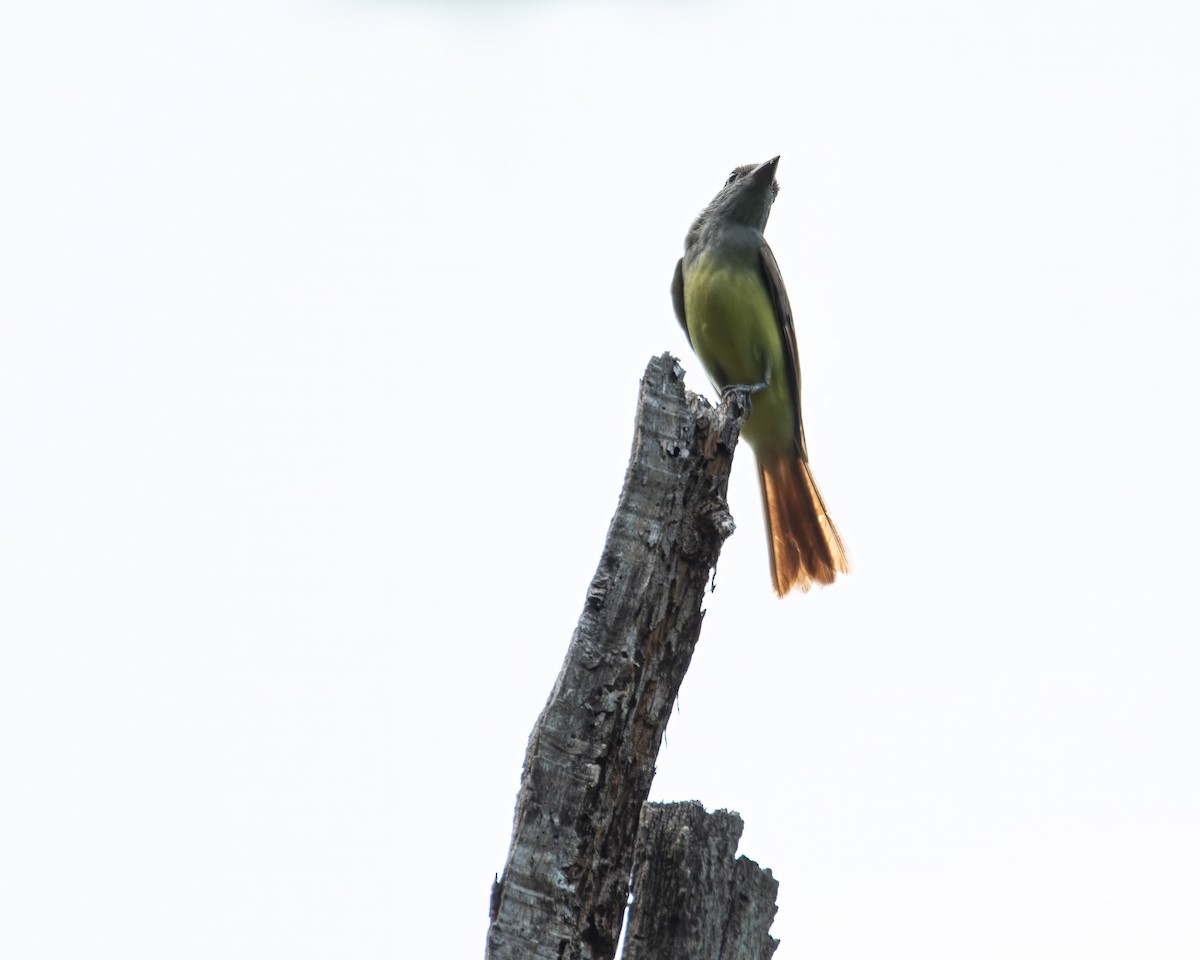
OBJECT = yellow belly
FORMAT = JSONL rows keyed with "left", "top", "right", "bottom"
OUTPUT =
{"left": 683, "top": 251, "right": 796, "bottom": 454}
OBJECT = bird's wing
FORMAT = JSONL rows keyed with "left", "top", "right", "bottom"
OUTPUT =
{"left": 758, "top": 239, "right": 808, "bottom": 461}
{"left": 670, "top": 257, "right": 692, "bottom": 348}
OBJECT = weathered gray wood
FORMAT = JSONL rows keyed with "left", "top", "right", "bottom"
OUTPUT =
{"left": 485, "top": 354, "right": 745, "bottom": 960}
{"left": 622, "top": 802, "right": 779, "bottom": 960}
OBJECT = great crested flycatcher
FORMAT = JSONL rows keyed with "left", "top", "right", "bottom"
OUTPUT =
{"left": 671, "top": 156, "right": 848, "bottom": 595}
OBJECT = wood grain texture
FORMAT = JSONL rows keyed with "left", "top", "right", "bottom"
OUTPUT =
{"left": 623, "top": 802, "right": 779, "bottom": 960}
{"left": 485, "top": 354, "right": 747, "bottom": 960}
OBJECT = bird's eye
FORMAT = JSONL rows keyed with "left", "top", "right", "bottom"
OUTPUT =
{"left": 725, "top": 170, "right": 739, "bottom": 186}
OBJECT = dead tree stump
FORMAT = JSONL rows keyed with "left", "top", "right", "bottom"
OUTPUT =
{"left": 485, "top": 354, "right": 781, "bottom": 960}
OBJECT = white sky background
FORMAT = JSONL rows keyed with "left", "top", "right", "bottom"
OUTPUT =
{"left": 2, "top": 0, "right": 1198, "bottom": 956}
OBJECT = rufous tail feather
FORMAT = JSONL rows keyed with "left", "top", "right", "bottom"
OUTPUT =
{"left": 756, "top": 454, "right": 849, "bottom": 595}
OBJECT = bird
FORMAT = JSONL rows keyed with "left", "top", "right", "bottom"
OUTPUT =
{"left": 671, "top": 156, "right": 848, "bottom": 595}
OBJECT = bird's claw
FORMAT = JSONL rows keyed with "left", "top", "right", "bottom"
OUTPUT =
{"left": 720, "top": 381, "right": 768, "bottom": 417}
{"left": 721, "top": 381, "right": 768, "bottom": 398}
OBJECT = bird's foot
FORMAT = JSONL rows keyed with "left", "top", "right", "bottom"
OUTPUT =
{"left": 721, "top": 380, "right": 768, "bottom": 398}
{"left": 719, "top": 381, "right": 767, "bottom": 418}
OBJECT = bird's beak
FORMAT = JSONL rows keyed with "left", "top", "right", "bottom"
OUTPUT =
{"left": 751, "top": 156, "right": 780, "bottom": 185}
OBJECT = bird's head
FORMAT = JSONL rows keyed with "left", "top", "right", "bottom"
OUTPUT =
{"left": 685, "top": 156, "right": 781, "bottom": 250}
{"left": 705, "top": 155, "right": 780, "bottom": 230}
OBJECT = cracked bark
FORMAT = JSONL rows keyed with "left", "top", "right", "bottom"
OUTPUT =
{"left": 623, "top": 802, "right": 779, "bottom": 960}
{"left": 484, "top": 353, "right": 780, "bottom": 960}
